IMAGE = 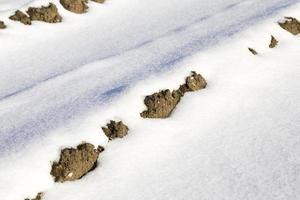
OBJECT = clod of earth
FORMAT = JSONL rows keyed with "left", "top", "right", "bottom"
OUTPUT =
{"left": 0, "top": 21, "right": 6, "bottom": 29}
{"left": 25, "top": 192, "right": 44, "bottom": 200}
{"left": 9, "top": 10, "right": 31, "bottom": 25}
{"left": 27, "top": 3, "right": 62, "bottom": 23}
{"left": 102, "top": 120, "right": 129, "bottom": 140}
{"left": 178, "top": 71, "right": 207, "bottom": 94}
{"left": 60, "top": 0, "right": 88, "bottom": 14}
{"left": 50, "top": 143, "right": 104, "bottom": 182}
{"left": 248, "top": 48, "right": 258, "bottom": 55}
{"left": 91, "top": 0, "right": 105, "bottom": 3}
{"left": 278, "top": 17, "right": 300, "bottom": 35}
{"left": 140, "top": 89, "right": 182, "bottom": 118}
{"left": 269, "top": 35, "right": 278, "bottom": 48}
{"left": 141, "top": 72, "right": 207, "bottom": 118}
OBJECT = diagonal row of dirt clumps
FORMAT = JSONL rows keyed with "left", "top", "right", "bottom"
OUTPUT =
{"left": 23, "top": 71, "right": 206, "bottom": 199}
{"left": 18, "top": 13, "right": 300, "bottom": 200}
{"left": 9, "top": 3, "right": 62, "bottom": 25}
{"left": 0, "top": 0, "right": 105, "bottom": 29}
{"left": 248, "top": 16, "right": 300, "bottom": 55}
{"left": 25, "top": 121, "right": 129, "bottom": 199}
{"left": 60, "top": 0, "right": 105, "bottom": 13}
{"left": 49, "top": 121, "right": 129, "bottom": 185}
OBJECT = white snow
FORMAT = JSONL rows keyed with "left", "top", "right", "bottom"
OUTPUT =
{"left": 0, "top": 0, "right": 300, "bottom": 200}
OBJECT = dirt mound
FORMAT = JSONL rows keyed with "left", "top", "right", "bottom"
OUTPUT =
{"left": 178, "top": 71, "right": 207, "bottom": 94}
{"left": 279, "top": 17, "right": 300, "bottom": 35}
{"left": 102, "top": 120, "right": 129, "bottom": 140}
{"left": 140, "top": 89, "right": 182, "bottom": 118}
{"left": 248, "top": 48, "right": 257, "bottom": 55}
{"left": 9, "top": 10, "right": 31, "bottom": 25}
{"left": 27, "top": 3, "right": 62, "bottom": 23}
{"left": 60, "top": 0, "right": 88, "bottom": 13}
{"left": 0, "top": 21, "right": 6, "bottom": 29}
{"left": 50, "top": 143, "right": 104, "bottom": 182}
{"left": 91, "top": 0, "right": 105, "bottom": 3}
{"left": 25, "top": 192, "right": 44, "bottom": 200}
{"left": 140, "top": 72, "right": 207, "bottom": 118}
{"left": 269, "top": 35, "right": 278, "bottom": 48}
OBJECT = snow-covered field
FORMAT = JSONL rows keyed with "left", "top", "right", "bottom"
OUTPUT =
{"left": 0, "top": 0, "right": 300, "bottom": 200}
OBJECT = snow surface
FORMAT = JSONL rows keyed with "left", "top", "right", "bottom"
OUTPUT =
{"left": 0, "top": 0, "right": 300, "bottom": 200}
{"left": 0, "top": 0, "right": 298, "bottom": 154}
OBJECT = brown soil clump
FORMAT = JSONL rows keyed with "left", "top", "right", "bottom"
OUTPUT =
{"left": 50, "top": 143, "right": 104, "bottom": 182}
{"left": 141, "top": 72, "right": 207, "bottom": 118}
{"left": 0, "top": 21, "right": 6, "bottom": 29}
{"left": 278, "top": 17, "right": 300, "bottom": 35}
{"left": 25, "top": 192, "right": 44, "bottom": 200}
{"left": 9, "top": 10, "right": 31, "bottom": 25}
{"left": 91, "top": 0, "right": 105, "bottom": 3}
{"left": 248, "top": 48, "right": 258, "bottom": 55}
{"left": 269, "top": 35, "right": 278, "bottom": 48}
{"left": 27, "top": 3, "right": 62, "bottom": 23}
{"left": 60, "top": 0, "right": 88, "bottom": 14}
{"left": 140, "top": 89, "right": 182, "bottom": 118}
{"left": 178, "top": 71, "right": 207, "bottom": 94}
{"left": 102, "top": 120, "right": 129, "bottom": 140}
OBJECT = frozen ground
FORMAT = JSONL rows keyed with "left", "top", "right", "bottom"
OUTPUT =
{"left": 0, "top": 0, "right": 300, "bottom": 200}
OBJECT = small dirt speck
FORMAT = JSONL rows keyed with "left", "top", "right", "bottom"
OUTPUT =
{"left": 102, "top": 120, "right": 129, "bottom": 140}
{"left": 248, "top": 48, "right": 258, "bottom": 55}
{"left": 269, "top": 35, "right": 278, "bottom": 48}
{"left": 0, "top": 21, "right": 6, "bottom": 29}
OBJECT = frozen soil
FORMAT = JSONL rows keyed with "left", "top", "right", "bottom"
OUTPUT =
{"left": 102, "top": 120, "right": 129, "bottom": 140}
{"left": 278, "top": 17, "right": 300, "bottom": 35}
{"left": 25, "top": 192, "right": 44, "bottom": 200}
{"left": 179, "top": 71, "right": 207, "bottom": 94}
{"left": 27, "top": 3, "right": 62, "bottom": 23}
{"left": 60, "top": 0, "right": 88, "bottom": 14}
{"left": 269, "top": 35, "right": 278, "bottom": 48}
{"left": 50, "top": 143, "right": 104, "bottom": 182}
{"left": 140, "top": 89, "right": 182, "bottom": 119}
{"left": 248, "top": 47, "right": 258, "bottom": 55}
{"left": 0, "top": 21, "right": 6, "bottom": 29}
{"left": 141, "top": 72, "right": 207, "bottom": 118}
{"left": 9, "top": 10, "right": 31, "bottom": 25}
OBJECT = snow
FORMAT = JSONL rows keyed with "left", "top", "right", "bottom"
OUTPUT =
{"left": 0, "top": 0, "right": 300, "bottom": 200}
{"left": 0, "top": 0, "right": 298, "bottom": 154}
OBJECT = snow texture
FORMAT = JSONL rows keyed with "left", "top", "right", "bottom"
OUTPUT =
{"left": 0, "top": 0, "right": 300, "bottom": 200}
